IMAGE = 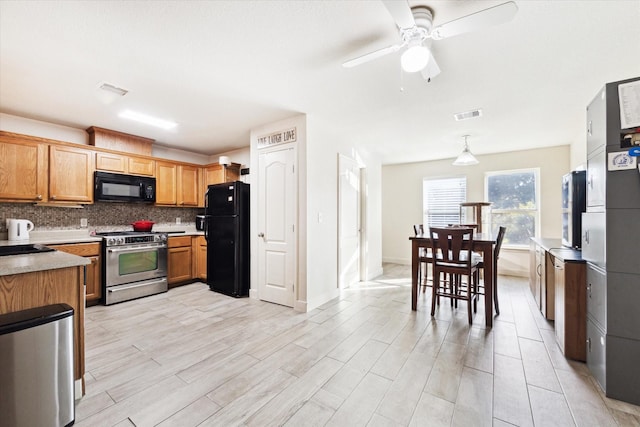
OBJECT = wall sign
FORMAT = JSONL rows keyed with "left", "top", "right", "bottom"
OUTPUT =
{"left": 257, "top": 127, "right": 297, "bottom": 149}
{"left": 608, "top": 151, "right": 637, "bottom": 171}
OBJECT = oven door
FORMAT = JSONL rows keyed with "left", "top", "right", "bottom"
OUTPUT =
{"left": 104, "top": 243, "right": 167, "bottom": 287}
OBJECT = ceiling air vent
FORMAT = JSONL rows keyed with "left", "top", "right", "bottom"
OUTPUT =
{"left": 98, "top": 82, "right": 128, "bottom": 96}
{"left": 454, "top": 109, "right": 482, "bottom": 121}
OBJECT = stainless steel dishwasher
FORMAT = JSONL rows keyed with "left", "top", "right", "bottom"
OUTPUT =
{"left": 0, "top": 304, "right": 75, "bottom": 427}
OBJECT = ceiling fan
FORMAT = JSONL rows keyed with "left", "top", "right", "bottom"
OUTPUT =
{"left": 342, "top": 1, "right": 518, "bottom": 82}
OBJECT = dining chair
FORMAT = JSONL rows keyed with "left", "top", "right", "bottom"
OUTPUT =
{"left": 413, "top": 224, "right": 432, "bottom": 292}
{"left": 429, "top": 227, "right": 481, "bottom": 324}
{"left": 477, "top": 226, "right": 506, "bottom": 315}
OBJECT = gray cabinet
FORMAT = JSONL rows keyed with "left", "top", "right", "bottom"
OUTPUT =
{"left": 583, "top": 76, "right": 640, "bottom": 406}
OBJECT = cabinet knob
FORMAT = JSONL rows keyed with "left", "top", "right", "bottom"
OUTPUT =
{"left": 51, "top": 195, "right": 57, "bottom": 200}
{"left": 35, "top": 194, "right": 42, "bottom": 200}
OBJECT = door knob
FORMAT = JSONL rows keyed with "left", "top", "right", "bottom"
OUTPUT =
{"left": 258, "top": 232, "right": 265, "bottom": 238}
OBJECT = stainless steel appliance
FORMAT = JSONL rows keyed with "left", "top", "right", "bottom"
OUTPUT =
{"left": 0, "top": 304, "right": 74, "bottom": 427}
{"left": 98, "top": 231, "right": 168, "bottom": 305}
{"left": 204, "top": 181, "right": 250, "bottom": 297}
{"left": 561, "top": 170, "right": 586, "bottom": 249}
{"left": 94, "top": 171, "right": 156, "bottom": 203}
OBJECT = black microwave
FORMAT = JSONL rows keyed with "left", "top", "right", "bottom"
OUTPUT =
{"left": 94, "top": 171, "right": 156, "bottom": 203}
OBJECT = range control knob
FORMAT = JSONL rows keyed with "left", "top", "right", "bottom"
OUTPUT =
{"left": 107, "top": 238, "right": 115, "bottom": 246}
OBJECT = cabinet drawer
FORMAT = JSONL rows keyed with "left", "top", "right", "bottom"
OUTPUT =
{"left": 586, "top": 263, "right": 606, "bottom": 329}
{"left": 168, "top": 235, "right": 192, "bottom": 248}
{"left": 586, "top": 317, "right": 607, "bottom": 392}
{"left": 582, "top": 212, "right": 605, "bottom": 268}
{"left": 50, "top": 242, "right": 100, "bottom": 257}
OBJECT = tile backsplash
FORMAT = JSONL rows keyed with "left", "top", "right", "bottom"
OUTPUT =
{"left": 1, "top": 202, "right": 201, "bottom": 232}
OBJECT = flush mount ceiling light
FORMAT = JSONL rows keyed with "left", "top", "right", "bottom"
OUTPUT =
{"left": 400, "top": 41, "right": 431, "bottom": 73}
{"left": 453, "top": 135, "right": 479, "bottom": 166}
{"left": 119, "top": 110, "right": 177, "bottom": 130}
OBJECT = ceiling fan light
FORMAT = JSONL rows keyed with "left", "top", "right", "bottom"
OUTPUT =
{"left": 401, "top": 45, "right": 429, "bottom": 73}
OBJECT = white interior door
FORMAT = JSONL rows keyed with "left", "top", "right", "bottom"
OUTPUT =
{"left": 338, "top": 154, "right": 360, "bottom": 289}
{"left": 257, "top": 147, "right": 296, "bottom": 307}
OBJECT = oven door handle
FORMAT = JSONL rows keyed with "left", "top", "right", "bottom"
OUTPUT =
{"left": 107, "top": 244, "right": 167, "bottom": 253}
{"left": 107, "top": 278, "right": 167, "bottom": 293}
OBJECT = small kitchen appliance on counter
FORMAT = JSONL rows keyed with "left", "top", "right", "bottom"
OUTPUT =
{"left": 96, "top": 231, "right": 168, "bottom": 305}
{"left": 7, "top": 219, "right": 34, "bottom": 241}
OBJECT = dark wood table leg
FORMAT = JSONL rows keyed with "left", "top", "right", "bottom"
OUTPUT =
{"left": 412, "top": 240, "right": 419, "bottom": 310}
{"left": 484, "top": 243, "right": 494, "bottom": 327}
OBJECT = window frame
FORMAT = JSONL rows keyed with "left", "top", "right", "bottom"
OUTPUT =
{"left": 484, "top": 167, "right": 540, "bottom": 248}
{"left": 423, "top": 175, "right": 467, "bottom": 229}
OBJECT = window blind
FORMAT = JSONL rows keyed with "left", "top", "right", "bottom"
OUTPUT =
{"left": 423, "top": 177, "right": 466, "bottom": 228}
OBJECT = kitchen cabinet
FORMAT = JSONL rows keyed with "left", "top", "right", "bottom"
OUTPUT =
{"left": 49, "top": 242, "right": 101, "bottom": 306}
{"left": 0, "top": 135, "right": 48, "bottom": 202}
{"left": 87, "top": 126, "right": 153, "bottom": 156}
{"left": 529, "top": 238, "right": 556, "bottom": 319}
{"left": 156, "top": 161, "right": 199, "bottom": 206}
{"left": 168, "top": 235, "right": 192, "bottom": 286}
{"left": 551, "top": 252, "right": 586, "bottom": 361}
{"left": 48, "top": 145, "right": 94, "bottom": 203}
{"left": 199, "top": 163, "right": 241, "bottom": 206}
{"left": 95, "top": 151, "right": 155, "bottom": 176}
{"left": 582, "top": 77, "right": 640, "bottom": 406}
{"left": 193, "top": 235, "right": 207, "bottom": 281}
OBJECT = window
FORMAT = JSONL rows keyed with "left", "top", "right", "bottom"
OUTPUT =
{"left": 485, "top": 168, "right": 539, "bottom": 246}
{"left": 423, "top": 176, "right": 466, "bottom": 228}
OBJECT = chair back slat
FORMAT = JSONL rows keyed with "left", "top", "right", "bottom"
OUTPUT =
{"left": 429, "top": 227, "right": 474, "bottom": 268}
{"left": 494, "top": 226, "right": 507, "bottom": 259}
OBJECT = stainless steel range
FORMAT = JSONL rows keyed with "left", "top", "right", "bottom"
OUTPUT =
{"left": 97, "top": 231, "right": 168, "bottom": 305}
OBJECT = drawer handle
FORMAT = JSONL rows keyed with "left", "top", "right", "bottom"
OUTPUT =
{"left": 587, "top": 283, "right": 592, "bottom": 297}
{"left": 586, "top": 337, "right": 591, "bottom": 352}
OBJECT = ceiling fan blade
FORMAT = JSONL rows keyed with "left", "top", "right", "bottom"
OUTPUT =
{"left": 431, "top": 1, "right": 518, "bottom": 40}
{"left": 421, "top": 51, "right": 441, "bottom": 81}
{"left": 342, "top": 43, "right": 403, "bottom": 68}
{"left": 381, "top": 0, "right": 415, "bottom": 29}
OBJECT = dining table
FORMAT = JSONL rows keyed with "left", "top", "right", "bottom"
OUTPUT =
{"left": 410, "top": 231, "right": 497, "bottom": 327}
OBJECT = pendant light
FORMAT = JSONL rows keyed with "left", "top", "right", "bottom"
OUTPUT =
{"left": 453, "top": 135, "right": 479, "bottom": 166}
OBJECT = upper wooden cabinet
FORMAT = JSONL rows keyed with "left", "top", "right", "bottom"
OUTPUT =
{"left": 87, "top": 126, "right": 153, "bottom": 156}
{"left": 199, "top": 163, "right": 241, "bottom": 206}
{"left": 96, "top": 151, "right": 155, "bottom": 176}
{"left": 49, "top": 145, "right": 95, "bottom": 203}
{"left": 156, "top": 161, "right": 199, "bottom": 206}
{"left": 0, "top": 135, "right": 48, "bottom": 202}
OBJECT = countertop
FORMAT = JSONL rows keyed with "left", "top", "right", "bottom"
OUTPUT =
{"left": 0, "top": 250, "right": 90, "bottom": 276}
{"left": 531, "top": 237, "right": 585, "bottom": 263}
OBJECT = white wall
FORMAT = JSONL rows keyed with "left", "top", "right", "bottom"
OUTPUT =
{"left": 382, "top": 145, "right": 571, "bottom": 277}
{"left": 208, "top": 147, "right": 250, "bottom": 169}
{"left": 249, "top": 114, "right": 383, "bottom": 312}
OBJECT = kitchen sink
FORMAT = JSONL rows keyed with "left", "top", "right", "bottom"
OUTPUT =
{"left": 0, "top": 244, "right": 55, "bottom": 257}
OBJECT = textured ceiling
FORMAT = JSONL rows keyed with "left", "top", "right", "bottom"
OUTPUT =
{"left": 1, "top": 1, "right": 639, "bottom": 164}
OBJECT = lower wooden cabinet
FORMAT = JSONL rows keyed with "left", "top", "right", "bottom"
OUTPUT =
{"left": 168, "top": 236, "right": 192, "bottom": 286}
{"left": 193, "top": 235, "right": 207, "bottom": 281}
{"left": 49, "top": 242, "right": 101, "bottom": 306}
{"left": 554, "top": 257, "right": 587, "bottom": 361}
{"left": 168, "top": 235, "right": 207, "bottom": 286}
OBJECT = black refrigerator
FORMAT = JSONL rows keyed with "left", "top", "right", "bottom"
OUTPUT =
{"left": 204, "top": 181, "right": 250, "bottom": 297}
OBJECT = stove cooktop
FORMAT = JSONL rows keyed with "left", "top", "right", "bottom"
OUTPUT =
{"left": 96, "top": 231, "right": 166, "bottom": 237}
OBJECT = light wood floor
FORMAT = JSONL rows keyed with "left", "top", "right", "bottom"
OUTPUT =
{"left": 76, "top": 263, "right": 640, "bottom": 427}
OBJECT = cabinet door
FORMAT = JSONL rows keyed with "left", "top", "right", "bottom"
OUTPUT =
{"left": 178, "top": 165, "right": 199, "bottom": 206}
{"left": 582, "top": 212, "right": 605, "bottom": 268}
{"left": 193, "top": 236, "right": 207, "bottom": 280}
{"left": 168, "top": 246, "right": 192, "bottom": 286}
{"left": 586, "top": 87, "right": 606, "bottom": 156}
{"left": 49, "top": 145, "right": 94, "bottom": 203}
{"left": 96, "top": 152, "right": 127, "bottom": 173}
{"left": 85, "top": 255, "right": 101, "bottom": 305}
{"left": 156, "top": 161, "right": 177, "bottom": 205}
{"left": 128, "top": 156, "right": 155, "bottom": 176}
{"left": 554, "top": 258, "right": 566, "bottom": 354}
{"left": 0, "top": 139, "right": 47, "bottom": 202}
{"left": 587, "top": 263, "right": 606, "bottom": 330}
{"left": 587, "top": 147, "right": 606, "bottom": 208}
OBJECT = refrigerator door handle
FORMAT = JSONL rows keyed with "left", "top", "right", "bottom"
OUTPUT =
{"left": 204, "top": 187, "right": 210, "bottom": 241}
